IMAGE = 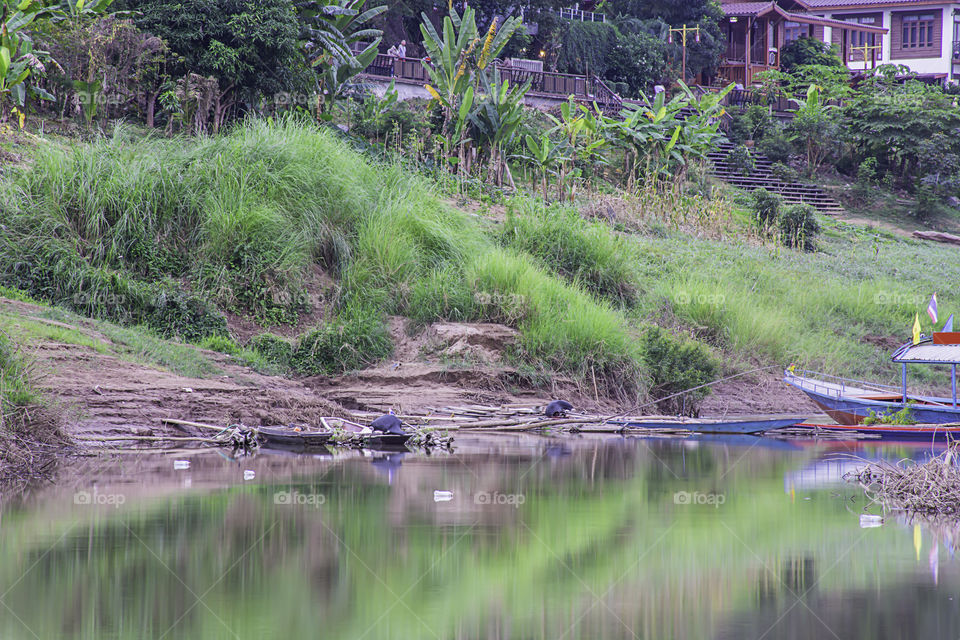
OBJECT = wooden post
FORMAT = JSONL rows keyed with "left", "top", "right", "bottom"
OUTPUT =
{"left": 745, "top": 17, "right": 752, "bottom": 84}
{"left": 952, "top": 364, "right": 957, "bottom": 407}
{"left": 902, "top": 363, "right": 908, "bottom": 407}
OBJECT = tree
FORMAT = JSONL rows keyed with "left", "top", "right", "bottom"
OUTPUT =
{"left": 787, "top": 84, "right": 838, "bottom": 175}
{"left": 606, "top": 0, "right": 723, "bottom": 79}
{"left": 120, "top": 0, "right": 307, "bottom": 124}
{"left": 603, "top": 30, "right": 668, "bottom": 97}
{"left": 419, "top": 4, "right": 522, "bottom": 170}
{"left": 780, "top": 37, "right": 842, "bottom": 72}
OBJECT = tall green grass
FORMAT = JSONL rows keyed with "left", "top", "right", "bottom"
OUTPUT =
{"left": 0, "top": 119, "right": 712, "bottom": 399}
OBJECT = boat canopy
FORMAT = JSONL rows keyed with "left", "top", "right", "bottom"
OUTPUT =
{"left": 892, "top": 338, "right": 960, "bottom": 365}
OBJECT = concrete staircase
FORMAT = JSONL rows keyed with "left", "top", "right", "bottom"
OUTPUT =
{"left": 707, "top": 142, "right": 845, "bottom": 215}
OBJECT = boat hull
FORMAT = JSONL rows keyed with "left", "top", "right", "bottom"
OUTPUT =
{"left": 257, "top": 426, "right": 411, "bottom": 449}
{"left": 614, "top": 416, "right": 807, "bottom": 435}
{"left": 793, "top": 422, "right": 960, "bottom": 440}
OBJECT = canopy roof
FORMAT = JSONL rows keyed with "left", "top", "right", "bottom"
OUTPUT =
{"left": 892, "top": 339, "right": 960, "bottom": 365}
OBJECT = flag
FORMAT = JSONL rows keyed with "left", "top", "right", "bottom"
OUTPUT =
{"left": 913, "top": 313, "right": 921, "bottom": 345}
{"left": 928, "top": 293, "right": 939, "bottom": 324}
{"left": 945, "top": 314, "right": 955, "bottom": 333}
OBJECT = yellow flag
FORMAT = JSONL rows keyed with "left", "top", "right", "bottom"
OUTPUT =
{"left": 913, "top": 313, "right": 921, "bottom": 345}
{"left": 914, "top": 523, "right": 922, "bottom": 561}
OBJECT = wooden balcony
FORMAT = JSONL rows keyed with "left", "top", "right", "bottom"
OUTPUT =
{"left": 362, "top": 54, "right": 623, "bottom": 112}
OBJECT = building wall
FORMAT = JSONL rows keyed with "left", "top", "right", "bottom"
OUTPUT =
{"left": 814, "top": 5, "right": 958, "bottom": 77}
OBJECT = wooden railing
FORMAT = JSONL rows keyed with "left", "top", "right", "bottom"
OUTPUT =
{"left": 362, "top": 54, "right": 623, "bottom": 112}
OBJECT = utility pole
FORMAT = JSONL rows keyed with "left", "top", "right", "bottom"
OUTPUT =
{"left": 668, "top": 24, "right": 701, "bottom": 82}
{"left": 851, "top": 42, "right": 882, "bottom": 71}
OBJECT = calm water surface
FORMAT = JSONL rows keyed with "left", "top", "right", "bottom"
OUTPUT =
{"left": 1, "top": 433, "right": 958, "bottom": 639}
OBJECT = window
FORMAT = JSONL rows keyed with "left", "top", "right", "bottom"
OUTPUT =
{"left": 784, "top": 21, "right": 805, "bottom": 45}
{"left": 847, "top": 16, "right": 878, "bottom": 58}
{"left": 902, "top": 13, "right": 936, "bottom": 49}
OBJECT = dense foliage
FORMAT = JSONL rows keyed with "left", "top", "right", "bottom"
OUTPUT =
{"left": 779, "top": 37, "right": 842, "bottom": 72}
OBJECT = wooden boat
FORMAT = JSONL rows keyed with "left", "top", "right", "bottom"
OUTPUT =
{"left": 611, "top": 415, "right": 808, "bottom": 434}
{"left": 258, "top": 426, "right": 331, "bottom": 448}
{"left": 790, "top": 421, "right": 960, "bottom": 440}
{"left": 784, "top": 333, "right": 960, "bottom": 426}
{"left": 257, "top": 424, "right": 411, "bottom": 449}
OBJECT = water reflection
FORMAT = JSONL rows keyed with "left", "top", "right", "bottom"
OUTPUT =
{"left": 0, "top": 436, "right": 957, "bottom": 639}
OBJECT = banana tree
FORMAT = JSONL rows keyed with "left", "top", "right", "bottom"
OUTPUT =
{"left": 0, "top": 0, "right": 44, "bottom": 114}
{"left": 468, "top": 67, "right": 529, "bottom": 187}
{"left": 516, "top": 132, "right": 568, "bottom": 200}
{"left": 301, "top": 0, "right": 387, "bottom": 117}
{"left": 420, "top": 5, "right": 522, "bottom": 169}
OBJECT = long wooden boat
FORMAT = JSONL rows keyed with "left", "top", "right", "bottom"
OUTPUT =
{"left": 258, "top": 426, "right": 411, "bottom": 449}
{"left": 790, "top": 421, "right": 960, "bottom": 440}
{"left": 784, "top": 333, "right": 960, "bottom": 425}
{"left": 612, "top": 415, "right": 808, "bottom": 434}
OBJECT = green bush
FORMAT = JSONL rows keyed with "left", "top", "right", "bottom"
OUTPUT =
{"left": 639, "top": 327, "right": 719, "bottom": 416}
{"left": 780, "top": 37, "right": 843, "bottom": 72}
{"left": 197, "top": 335, "right": 241, "bottom": 355}
{"left": 770, "top": 162, "right": 798, "bottom": 183}
{"left": 756, "top": 123, "right": 794, "bottom": 164}
{"left": 290, "top": 305, "right": 393, "bottom": 376}
{"left": 750, "top": 188, "right": 782, "bottom": 227}
{"left": 779, "top": 203, "right": 820, "bottom": 250}
{"left": 249, "top": 333, "right": 294, "bottom": 369}
{"left": 726, "top": 144, "right": 755, "bottom": 176}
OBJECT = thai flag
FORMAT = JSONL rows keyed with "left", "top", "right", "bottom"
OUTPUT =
{"left": 927, "top": 293, "right": 938, "bottom": 324}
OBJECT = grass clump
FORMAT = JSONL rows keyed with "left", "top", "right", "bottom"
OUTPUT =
{"left": 0, "top": 332, "right": 39, "bottom": 419}
{"left": 639, "top": 327, "right": 719, "bottom": 416}
{"left": 500, "top": 197, "right": 640, "bottom": 306}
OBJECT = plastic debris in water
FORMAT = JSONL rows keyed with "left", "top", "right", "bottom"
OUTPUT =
{"left": 860, "top": 514, "right": 883, "bottom": 528}
{"left": 173, "top": 460, "right": 190, "bottom": 470}
{"left": 243, "top": 470, "right": 255, "bottom": 481}
{"left": 434, "top": 490, "right": 454, "bottom": 502}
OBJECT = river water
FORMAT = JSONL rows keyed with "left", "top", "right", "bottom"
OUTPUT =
{"left": 0, "top": 433, "right": 957, "bottom": 639}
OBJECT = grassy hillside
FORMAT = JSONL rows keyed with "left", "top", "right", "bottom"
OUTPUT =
{"left": 0, "top": 119, "right": 717, "bottom": 405}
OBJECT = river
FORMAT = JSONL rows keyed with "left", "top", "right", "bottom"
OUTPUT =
{"left": 0, "top": 434, "right": 956, "bottom": 639}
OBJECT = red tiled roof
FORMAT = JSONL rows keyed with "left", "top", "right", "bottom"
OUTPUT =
{"left": 721, "top": 1, "right": 777, "bottom": 15}
{"left": 803, "top": 0, "right": 942, "bottom": 6}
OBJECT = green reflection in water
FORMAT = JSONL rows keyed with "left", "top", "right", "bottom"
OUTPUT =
{"left": 0, "top": 440, "right": 955, "bottom": 639}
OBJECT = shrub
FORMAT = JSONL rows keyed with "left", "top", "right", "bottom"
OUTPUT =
{"left": 290, "top": 304, "right": 393, "bottom": 376}
{"left": 639, "top": 327, "right": 719, "bottom": 417}
{"left": 756, "top": 123, "right": 794, "bottom": 164}
{"left": 854, "top": 157, "right": 878, "bottom": 203}
{"left": 780, "top": 37, "right": 843, "bottom": 72}
{"left": 197, "top": 335, "right": 240, "bottom": 354}
{"left": 249, "top": 333, "right": 294, "bottom": 369}
{"left": 726, "top": 144, "right": 755, "bottom": 176}
{"left": 750, "top": 188, "right": 782, "bottom": 227}
{"left": 779, "top": 203, "right": 820, "bottom": 250}
{"left": 770, "top": 162, "right": 798, "bottom": 183}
